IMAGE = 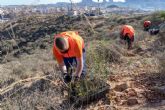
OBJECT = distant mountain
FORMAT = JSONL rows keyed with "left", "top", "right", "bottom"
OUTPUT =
{"left": 107, "top": 5, "right": 119, "bottom": 8}
{"left": 78, "top": 0, "right": 165, "bottom": 10}
{"left": 79, "top": 0, "right": 96, "bottom": 6}
{"left": 124, "top": 0, "right": 165, "bottom": 10}
{"left": 4, "top": 0, "right": 165, "bottom": 10}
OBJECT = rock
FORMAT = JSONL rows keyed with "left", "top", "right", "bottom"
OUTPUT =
{"left": 135, "top": 61, "right": 143, "bottom": 68}
{"left": 126, "top": 98, "right": 138, "bottom": 106}
{"left": 114, "top": 83, "right": 128, "bottom": 92}
{"left": 109, "top": 75, "right": 118, "bottom": 81}
{"left": 126, "top": 51, "right": 136, "bottom": 57}
{"left": 114, "top": 96, "right": 121, "bottom": 103}
{"left": 132, "top": 47, "right": 144, "bottom": 55}
{"left": 151, "top": 86, "right": 165, "bottom": 95}
{"left": 125, "top": 88, "right": 137, "bottom": 97}
{"left": 97, "top": 100, "right": 104, "bottom": 106}
{"left": 120, "top": 100, "right": 127, "bottom": 105}
{"left": 40, "top": 44, "right": 47, "bottom": 49}
{"left": 127, "top": 81, "right": 136, "bottom": 88}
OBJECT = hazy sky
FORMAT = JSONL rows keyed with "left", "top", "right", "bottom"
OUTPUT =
{"left": 0, "top": 0, "right": 125, "bottom": 5}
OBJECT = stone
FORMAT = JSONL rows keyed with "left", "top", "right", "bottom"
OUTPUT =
{"left": 125, "top": 88, "right": 137, "bottom": 97}
{"left": 109, "top": 75, "right": 118, "bottom": 81}
{"left": 114, "top": 83, "right": 128, "bottom": 92}
{"left": 127, "top": 98, "right": 138, "bottom": 106}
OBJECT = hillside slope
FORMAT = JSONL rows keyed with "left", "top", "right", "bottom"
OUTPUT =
{"left": 0, "top": 13, "right": 165, "bottom": 110}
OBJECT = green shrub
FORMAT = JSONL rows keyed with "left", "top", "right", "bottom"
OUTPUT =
{"left": 86, "top": 40, "right": 121, "bottom": 79}
{"left": 160, "top": 11, "right": 165, "bottom": 20}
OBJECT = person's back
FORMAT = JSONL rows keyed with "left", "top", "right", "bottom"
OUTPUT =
{"left": 144, "top": 21, "right": 151, "bottom": 31}
{"left": 120, "top": 25, "right": 135, "bottom": 49}
{"left": 53, "top": 31, "right": 86, "bottom": 83}
{"left": 121, "top": 25, "right": 135, "bottom": 39}
{"left": 53, "top": 31, "right": 85, "bottom": 62}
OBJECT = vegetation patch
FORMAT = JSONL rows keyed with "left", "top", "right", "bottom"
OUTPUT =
{"left": 68, "top": 77, "right": 110, "bottom": 107}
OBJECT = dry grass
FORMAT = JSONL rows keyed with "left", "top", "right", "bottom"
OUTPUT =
{"left": 0, "top": 12, "right": 165, "bottom": 110}
{"left": 0, "top": 75, "right": 66, "bottom": 110}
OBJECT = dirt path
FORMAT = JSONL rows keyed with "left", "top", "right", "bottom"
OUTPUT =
{"left": 106, "top": 33, "right": 165, "bottom": 110}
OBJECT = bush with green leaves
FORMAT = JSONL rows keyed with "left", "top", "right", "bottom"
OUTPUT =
{"left": 160, "top": 11, "right": 165, "bottom": 20}
{"left": 86, "top": 40, "right": 121, "bottom": 79}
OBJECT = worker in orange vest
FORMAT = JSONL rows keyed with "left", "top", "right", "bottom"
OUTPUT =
{"left": 53, "top": 31, "right": 86, "bottom": 83}
{"left": 120, "top": 25, "right": 135, "bottom": 49}
{"left": 144, "top": 20, "right": 151, "bottom": 31}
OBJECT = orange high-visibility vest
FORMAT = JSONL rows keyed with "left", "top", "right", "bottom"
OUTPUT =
{"left": 53, "top": 31, "right": 84, "bottom": 64}
{"left": 121, "top": 25, "right": 135, "bottom": 39}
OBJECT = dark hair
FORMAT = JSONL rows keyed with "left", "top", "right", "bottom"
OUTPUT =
{"left": 55, "top": 37, "right": 66, "bottom": 50}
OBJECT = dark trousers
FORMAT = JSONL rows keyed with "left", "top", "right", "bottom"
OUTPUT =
{"left": 126, "top": 36, "right": 134, "bottom": 49}
{"left": 121, "top": 35, "right": 134, "bottom": 49}
{"left": 144, "top": 26, "right": 150, "bottom": 31}
{"left": 63, "top": 49, "right": 86, "bottom": 77}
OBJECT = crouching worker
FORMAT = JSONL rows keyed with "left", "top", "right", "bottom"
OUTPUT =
{"left": 149, "top": 28, "right": 159, "bottom": 35}
{"left": 53, "top": 31, "right": 86, "bottom": 83}
{"left": 120, "top": 25, "right": 135, "bottom": 50}
{"left": 144, "top": 20, "right": 151, "bottom": 31}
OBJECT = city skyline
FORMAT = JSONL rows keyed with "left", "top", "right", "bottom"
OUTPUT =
{"left": 0, "top": 0, "right": 125, "bottom": 6}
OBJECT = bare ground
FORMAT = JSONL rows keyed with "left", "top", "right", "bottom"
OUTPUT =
{"left": 0, "top": 14, "right": 165, "bottom": 110}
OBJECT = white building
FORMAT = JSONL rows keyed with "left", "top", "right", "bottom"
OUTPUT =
{"left": 0, "top": 8, "right": 10, "bottom": 22}
{"left": 68, "top": 10, "right": 78, "bottom": 16}
{"left": 0, "top": 8, "right": 4, "bottom": 23}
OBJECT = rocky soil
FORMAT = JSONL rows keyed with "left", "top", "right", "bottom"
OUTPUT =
{"left": 0, "top": 13, "right": 165, "bottom": 110}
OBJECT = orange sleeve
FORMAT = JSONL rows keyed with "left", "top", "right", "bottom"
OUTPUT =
{"left": 74, "top": 39, "right": 83, "bottom": 58}
{"left": 53, "top": 46, "right": 63, "bottom": 64}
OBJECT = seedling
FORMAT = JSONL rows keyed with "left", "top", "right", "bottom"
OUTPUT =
{"left": 67, "top": 77, "right": 110, "bottom": 107}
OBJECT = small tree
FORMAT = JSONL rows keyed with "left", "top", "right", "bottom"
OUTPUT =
{"left": 160, "top": 11, "right": 165, "bottom": 20}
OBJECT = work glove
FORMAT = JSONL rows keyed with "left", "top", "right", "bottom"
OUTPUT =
{"left": 63, "top": 73, "right": 72, "bottom": 83}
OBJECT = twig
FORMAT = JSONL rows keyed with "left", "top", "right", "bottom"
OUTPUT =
{"left": 9, "top": 22, "right": 21, "bottom": 51}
